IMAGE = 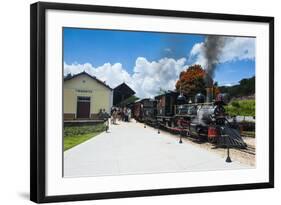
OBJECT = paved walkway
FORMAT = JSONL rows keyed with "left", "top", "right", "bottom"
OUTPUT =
{"left": 64, "top": 120, "right": 250, "bottom": 177}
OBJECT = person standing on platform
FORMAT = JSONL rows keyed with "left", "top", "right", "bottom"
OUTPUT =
{"left": 128, "top": 108, "right": 131, "bottom": 122}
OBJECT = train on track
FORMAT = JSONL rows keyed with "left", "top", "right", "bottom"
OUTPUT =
{"left": 131, "top": 87, "right": 247, "bottom": 149}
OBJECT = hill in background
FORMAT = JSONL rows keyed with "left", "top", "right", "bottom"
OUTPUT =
{"left": 219, "top": 76, "right": 255, "bottom": 100}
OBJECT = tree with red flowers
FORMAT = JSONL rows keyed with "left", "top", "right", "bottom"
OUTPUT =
{"left": 175, "top": 64, "right": 220, "bottom": 97}
{"left": 175, "top": 64, "right": 206, "bottom": 96}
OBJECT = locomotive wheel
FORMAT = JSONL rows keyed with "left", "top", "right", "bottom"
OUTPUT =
{"left": 198, "top": 134, "right": 206, "bottom": 142}
{"left": 208, "top": 137, "right": 217, "bottom": 143}
{"left": 195, "top": 128, "right": 205, "bottom": 142}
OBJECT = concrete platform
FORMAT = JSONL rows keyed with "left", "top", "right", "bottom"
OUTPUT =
{"left": 64, "top": 120, "right": 250, "bottom": 177}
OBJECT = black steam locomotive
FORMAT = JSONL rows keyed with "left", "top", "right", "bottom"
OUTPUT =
{"left": 132, "top": 88, "right": 247, "bottom": 148}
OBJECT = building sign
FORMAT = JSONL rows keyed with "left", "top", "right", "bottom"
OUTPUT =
{"left": 76, "top": 89, "right": 93, "bottom": 93}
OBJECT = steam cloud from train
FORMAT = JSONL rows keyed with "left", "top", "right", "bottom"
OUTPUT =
{"left": 202, "top": 36, "right": 226, "bottom": 86}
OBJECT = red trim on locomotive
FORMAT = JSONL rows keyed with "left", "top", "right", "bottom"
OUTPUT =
{"left": 208, "top": 126, "right": 219, "bottom": 138}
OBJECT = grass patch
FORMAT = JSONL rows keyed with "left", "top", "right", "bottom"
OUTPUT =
{"left": 225, "top": 99, "right": 255, "bottom": 117}
{"left": 64, "top": 123, "right": 106, "bottom": 151}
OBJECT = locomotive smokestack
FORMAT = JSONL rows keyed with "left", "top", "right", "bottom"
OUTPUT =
{"left": 206, "top": 87, "right": 213, "bottom": 103}
{"left": 205, "top": 73, "right": 214, "bottom": 103}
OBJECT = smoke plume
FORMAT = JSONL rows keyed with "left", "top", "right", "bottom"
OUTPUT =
{"left": 202, "top": 36, "right": 226, "bottom": 86}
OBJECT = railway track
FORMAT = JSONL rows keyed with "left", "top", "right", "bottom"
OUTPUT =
{"left": 146, "top": 122, "right": 256, "bottom": 155}
{"left": 235, "top": 145, "right": 255, "bottom": 155}
{"left": 180, "top": 132, "right": 256, "bottom": 155}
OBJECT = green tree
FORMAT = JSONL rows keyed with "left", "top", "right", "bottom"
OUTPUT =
{"left": 119, "top": 95, "right": 139, "bottom": 106}
{"left": 218, "top": 76, "right": 255, "bottom": 99}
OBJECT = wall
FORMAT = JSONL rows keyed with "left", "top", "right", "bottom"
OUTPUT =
{"left": 0, "top": 0, "right": 279, "bottom": 205}
{"left": 64, "top": 74, "right": 112, "bottom": 115}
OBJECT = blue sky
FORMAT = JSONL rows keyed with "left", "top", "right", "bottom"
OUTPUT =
{"left": 63, "top": 27, "right": 255, "bottom": 97}
{"left": 64, "top": 28, "right": 205, "bottom": 73}
{"left": 215, "top": 60, "right": 255, "bottom": 85}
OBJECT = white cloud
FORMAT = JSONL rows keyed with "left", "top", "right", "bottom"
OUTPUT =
{"left": 64, "top": 62, "right": 131, "bottom": 89}
{"left": 190, "top": 37, "right": 255, "bottom": 68}
{"left": 64, "top": 57, "right": 187, "bottom": 98}
{"left": 164, "top": 48, "right": 172, "bottom": 52}
{"left": 220, "top": 37, "right": 255, "bottom": 62}
{"left": 190, "top": 42, "right": 203, "bottom": 56}
{"left": 131, "top": 57, "right": 186, "bottom": 98}
{"left": 189, "top": 41, "right": 207, "bottom": 67}
{"left": 219, "top": 82, "right": 238, "bottom": 87}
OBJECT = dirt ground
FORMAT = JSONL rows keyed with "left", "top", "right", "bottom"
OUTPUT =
{"left": 160, "top": 129, "right": 256, "bottom": 167}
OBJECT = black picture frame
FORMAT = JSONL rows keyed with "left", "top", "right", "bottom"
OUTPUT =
{"left": 30, "top": 1, "right": 274, "bottom": 203}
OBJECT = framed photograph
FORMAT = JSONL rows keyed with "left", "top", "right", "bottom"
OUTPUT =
{"left": 30, "top": 2, "right": 274, "bottom": 203}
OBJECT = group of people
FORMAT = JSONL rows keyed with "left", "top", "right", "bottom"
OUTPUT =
{"left": 111, "top": 107, "right": 132, "bottom": 124}
{"left": 98, "top": 108, "right": 110, "bottom": 120}
{"left": 98, "top": 107, "right": 132, "bottom": 132}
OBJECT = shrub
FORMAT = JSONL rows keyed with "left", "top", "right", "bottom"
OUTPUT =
{"left": 225, "top": 99, "right": 255, "bottom": 117}
{"left": 64, "top": 123, "right": 106, "bottom": 137}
